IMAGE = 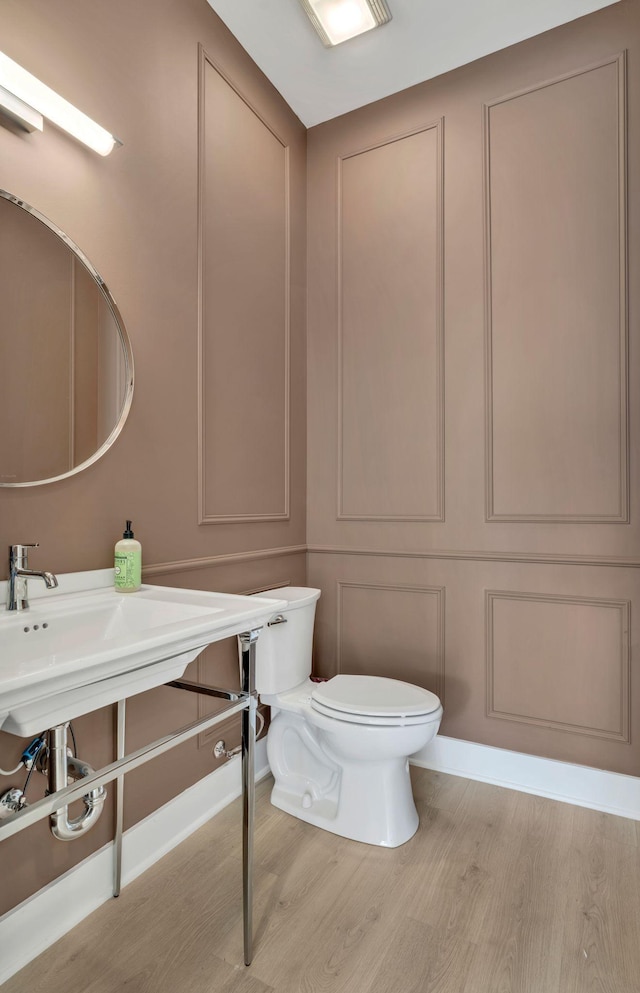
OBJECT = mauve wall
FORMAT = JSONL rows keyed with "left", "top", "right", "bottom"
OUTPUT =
{"left": 3, "top": 0, "right": 640, "bottom": 927}
{"left": 307, "top": 0, "right": 640, "bottom": 776}
{"left": 0, "top": 0, "right": 306, "bottom": 914}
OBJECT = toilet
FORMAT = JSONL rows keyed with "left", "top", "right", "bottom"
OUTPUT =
{"left": 253, "top": 587, "right": 443, "bottom": 848}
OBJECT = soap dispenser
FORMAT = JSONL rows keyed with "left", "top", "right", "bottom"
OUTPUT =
{"left": 114, "top": 521, "right": 142, "bottom": 592}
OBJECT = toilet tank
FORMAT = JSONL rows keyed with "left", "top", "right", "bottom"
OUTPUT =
{"left": 251, "top": 587, "right": 321, "bottom": 695}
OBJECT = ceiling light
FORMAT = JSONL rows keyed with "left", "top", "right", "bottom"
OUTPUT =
{"left": 0, "top": 51, "right": 121, "bottom": 155}
{"left": 299, "top": 0, "right": 392, "bottom": 47}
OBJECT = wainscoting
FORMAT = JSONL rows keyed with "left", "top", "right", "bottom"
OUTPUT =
{"left": 308, "top": 550, "right": 639, "bottom": 776}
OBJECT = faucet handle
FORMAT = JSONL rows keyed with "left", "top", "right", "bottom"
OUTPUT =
{"left": 9, "top": 543, "right": 39, "bottom": 566}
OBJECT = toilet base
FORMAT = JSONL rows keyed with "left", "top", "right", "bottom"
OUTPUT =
{"left": 269, "top": 754, "right": 419, "bottom": 848}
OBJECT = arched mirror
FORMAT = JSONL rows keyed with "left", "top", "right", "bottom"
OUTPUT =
{"left": 0, "top": 190, "right": 134, "bottom": 486}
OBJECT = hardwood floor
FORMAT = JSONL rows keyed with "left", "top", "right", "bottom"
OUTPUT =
{"left": 4, "top": 769, "right": 640, "bottom": 993}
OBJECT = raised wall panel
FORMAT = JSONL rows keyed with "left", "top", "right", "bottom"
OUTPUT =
{"left": 484, "top": 55, "right": 628, "bottom": 521}
{"left": 338, "top": 122, "right": 444, "bottom": 521}
{"left": 198, "top": 52, "right": 290, "bottom": 523}
{"left": 337, "top": 582, "right": 445, "bottom": 697}
{"left": 486, "top": 591, "right": 630, "bottom": 741}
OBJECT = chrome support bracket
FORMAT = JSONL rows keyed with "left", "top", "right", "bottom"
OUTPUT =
{"left": 167, "top": 679, "right": 241, "bottom": 701}
{"left": 114, "top": 699, "right": 126, "bottom": 898}
{"left": 0, "top": 700, "right": 249, "bottom": 840}
{"left": 238, "top": 628, "right": 261, "bottom": 966}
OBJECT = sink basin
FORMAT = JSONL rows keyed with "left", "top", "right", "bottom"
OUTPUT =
{"left": 0, "top": 578, "right": 286, "bottom": 736}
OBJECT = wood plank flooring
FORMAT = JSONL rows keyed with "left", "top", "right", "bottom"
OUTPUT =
{"left": 4, "top": 768, "right": 640, "bottom": 993}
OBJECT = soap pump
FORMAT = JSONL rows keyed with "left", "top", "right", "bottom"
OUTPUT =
{"left": 114, "top": 520, "right": 142, "bottom": 592}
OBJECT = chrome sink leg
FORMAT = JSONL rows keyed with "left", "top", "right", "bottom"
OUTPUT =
{"left": 113, "top": 699, "right": 126, "bottom": 897}
{"left": 239, "top": 628, "right": 260, "bottom": 967}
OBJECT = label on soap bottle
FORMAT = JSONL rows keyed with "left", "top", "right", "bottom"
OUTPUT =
{"left": 114, "top": 550, "right": 141, "bottom": 591}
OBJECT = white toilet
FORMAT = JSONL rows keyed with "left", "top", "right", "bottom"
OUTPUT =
{"left": 253, "top": 586, "right": 443, "bottom": 847}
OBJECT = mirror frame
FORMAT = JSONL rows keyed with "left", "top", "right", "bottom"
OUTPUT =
{"left": 0, "top": 189, "right": 134, "bottom": 487}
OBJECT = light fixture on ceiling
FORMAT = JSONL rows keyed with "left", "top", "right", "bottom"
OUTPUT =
{"left": 299, "top": 0, "right": 392, "bottom": 47}
{"left": 0, "top": 51, "right": 121, "bottom": 156}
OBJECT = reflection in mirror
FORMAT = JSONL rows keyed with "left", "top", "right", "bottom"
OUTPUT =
{"left": 0, "top": 191, "right": 133, "bottom": 486}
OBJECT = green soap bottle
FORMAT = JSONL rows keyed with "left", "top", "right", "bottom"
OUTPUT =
{"left": 114, "top": 520, "right": 142, "bottom": 592}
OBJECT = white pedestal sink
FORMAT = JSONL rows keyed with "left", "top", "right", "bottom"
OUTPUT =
{"left": 0, "top": 569, "right": 286, "bottom": 735}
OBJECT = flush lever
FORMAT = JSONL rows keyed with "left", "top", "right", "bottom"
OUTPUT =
{"left": 267, "top": 614, "right": 287, "bottom": 626}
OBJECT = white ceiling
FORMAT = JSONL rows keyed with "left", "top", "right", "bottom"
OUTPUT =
{"left": 206, "top": 0, "right": 620, "bottom": 128}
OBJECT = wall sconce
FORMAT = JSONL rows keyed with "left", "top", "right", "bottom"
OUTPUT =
{"left": 299, "top": 0, "right": 392, "bottom": 47}
{"left": 0, "top": 51, "right": 121, "bottom": 156}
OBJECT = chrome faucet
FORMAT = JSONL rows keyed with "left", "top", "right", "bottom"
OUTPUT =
{"left": 7, "top": 544, "right": 58, "bottom": 611}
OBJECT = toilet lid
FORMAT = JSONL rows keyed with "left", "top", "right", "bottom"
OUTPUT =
{"left": 311, "top": 674, "right": 441, "bottom": 722}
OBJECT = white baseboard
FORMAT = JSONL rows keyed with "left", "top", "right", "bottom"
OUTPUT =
{"left": 0, "top": 739, "right": 269, "bottom": 986}
{"left": 412, "top": 734, "right": 640, "bottom": 821}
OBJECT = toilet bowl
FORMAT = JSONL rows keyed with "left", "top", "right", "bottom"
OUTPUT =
{"left": 251, "top": 587, "right": 442, "bottom": 847}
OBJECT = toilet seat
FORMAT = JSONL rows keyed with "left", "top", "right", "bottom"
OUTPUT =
{"left": 311, "top": 674, "right": 441, "bottom": 727}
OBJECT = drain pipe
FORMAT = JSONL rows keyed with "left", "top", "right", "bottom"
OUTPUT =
{"left": 47, "top": 724, "right": 106, "bottom": 841}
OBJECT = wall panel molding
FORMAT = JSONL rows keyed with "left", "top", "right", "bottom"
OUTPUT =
{"left": 145, "top": 544, "right": 640, "bottom": 579}
{"left": 143, "top": 544, "right": 306, "bottom": 578}
{"left": 486, "top": 590, "right": 631, "bottom": 741}
{"left": 197, "top": 46, "right": 291, "bottom": 524}
{"left": 483, "top": 52, "right": 628, "bottom": 522}
{"left": 337, "top": 580, "right": 446, "bottom": 698}
{"left": 307, "top": 544, "right": 640, "bottom": 569}
{"left": 336, "top": 120, "right": 445, "bottom": 522}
